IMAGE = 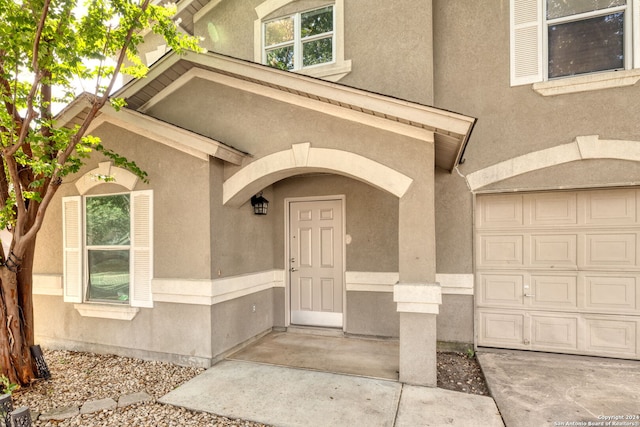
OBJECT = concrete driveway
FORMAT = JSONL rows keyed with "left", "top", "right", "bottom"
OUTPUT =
{"left": 477, "top": 350, "right": 640, "bottom": 427}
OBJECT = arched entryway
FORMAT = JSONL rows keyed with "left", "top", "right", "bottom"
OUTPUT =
{"left": 223, "top": 142, "right": 443, "bottom": 386}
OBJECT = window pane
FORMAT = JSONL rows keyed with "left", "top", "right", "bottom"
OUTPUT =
{"left": 86, "top": 195, "right": 130, "bottom": 246}
{"left": 87, "top": 250, "right": 130, "bottom": 303}
{"left": 548, "top": 12, "right": 624, "bottom": 78}
{"left": 303, "top": 37, "right": 333, "bottom": 66}
{"left": 266, "top": 45, "right": 294, "bottom": 70}
{"left": 301, "top": 6, "right": 333, "bottom": 38}
{"left": 547, "top": 0, "right": 625, "bottom": 19}
{"left": 265, "top": 17, "right": 294, "bottom": 46}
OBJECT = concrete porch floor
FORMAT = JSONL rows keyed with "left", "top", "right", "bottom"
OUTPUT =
{"left": 227, "top": 329, "right": 400, "bottom": 380}
{"left": 160, "top": 330, "right": 504, "bottom": 426}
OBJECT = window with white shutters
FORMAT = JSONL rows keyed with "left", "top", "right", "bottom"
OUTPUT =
{"left": 62, "top": 190, "right": 153, "bottom": 308}
{"left": 510, "top": 0, "right": 639, "bottom": 86}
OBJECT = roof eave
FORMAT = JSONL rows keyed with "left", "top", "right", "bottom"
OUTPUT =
{"left": 117, "top": 50, "right": 476, "bottom": 171}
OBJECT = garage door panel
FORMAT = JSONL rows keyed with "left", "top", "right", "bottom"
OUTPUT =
{"left": 477, "top": 274, "right": 524, "bottom": 306}
{"left": 478, "top": 312, "right": 525, "bottom": 347}
{"left": 584, "top": 234, "right": 637, "bottom": 268}
{"left": 477, "top": 189, "right": 640, "bottom": 361}
{"left": 530, "top": 275, "right": 577, "bottom": 309}
{"left": 531, "top": 314, "right": 578, "bottom": 350}
{"left": 478, "top": 235, "right": 523, "bottom": 266}
{"left": 477, "top": 195, "right": 523, "bottom": 228}
{"left": 584, "top": 317, "right": 637, "bottom": 355}
{"left": 530, "top": 234, "right": 577, "bottom": 267}
{"left": 529, "top": 193, "right": 578, "bottom": 226}
{"left": 584, "top": 189, "right": 637, "bottom": 225}
{"left": 584, "top": 275, "right": 638, "bottom": 313}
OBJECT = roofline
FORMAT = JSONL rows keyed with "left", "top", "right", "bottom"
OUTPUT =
{"left": 115, "top": 50, "right": 476, "bottom": 137}
{"left": 55, "top": 93, "right": 247, "bottom": 164}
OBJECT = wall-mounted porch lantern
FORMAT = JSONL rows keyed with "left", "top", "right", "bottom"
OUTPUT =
{"left": 251, "top": 192, "right": 269, "bottom": 215}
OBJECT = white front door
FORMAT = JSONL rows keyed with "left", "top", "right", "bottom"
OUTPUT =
{"left": 289, "top": 199, "right": 344, "bottom": 328}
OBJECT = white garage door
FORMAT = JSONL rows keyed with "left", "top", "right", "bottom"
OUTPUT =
{"left": 476, "top": 188, "right": 640, "bottom": 360}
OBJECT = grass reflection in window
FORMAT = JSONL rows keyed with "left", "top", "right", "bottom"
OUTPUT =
{"left": 86, "top": 194, "right": 131, "bottom": 303}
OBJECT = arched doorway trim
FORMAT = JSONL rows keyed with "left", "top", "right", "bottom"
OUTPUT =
{"left": 465, "top": 135, "right": 640, "bottom": 191}
{"left": 222, "top": 143, "right": 413, "bottom": 206}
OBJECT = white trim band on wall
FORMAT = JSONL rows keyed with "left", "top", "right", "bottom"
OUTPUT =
{"left": 152, "top": 270, "right": 285, "bottom": 305}
{"left": 345, "top": 272, "right": 474, "bottom": 295}
{"left": 34, "top": 270, "right": 473, "bottom": 305}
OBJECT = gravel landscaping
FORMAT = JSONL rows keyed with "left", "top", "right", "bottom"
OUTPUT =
{"left": 8, "top": 348, "right": 489, "bottom": 426}
{"left": 11, "top": 349, "right": 267, "bottom": 427}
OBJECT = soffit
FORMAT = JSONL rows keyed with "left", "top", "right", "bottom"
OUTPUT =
{"left": 173, "top": 0, "right": 208, "bottom": 35}
{"left": 115, "top": 51, "right": 476, "bottom": 171}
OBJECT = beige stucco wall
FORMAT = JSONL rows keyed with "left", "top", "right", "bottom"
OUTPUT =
{"left": 345, "top": 292, "right": 473, "bottom": 345}
{"left": 146, "top": 80, "right": 428, "bottom": 179}
{"left": 434, "top": 169, "right": 473, "bottom": 274}
{"left": 433, "top": 0, "right": 640, "bottom": 171}
{"left": 195, "top": 0, "right": 434, "bottom": 104}
{"left": 145, "top": 76, "right": 436, "bottom": 281}
{"left": 437, "top": 294, "right": 473, "bottom": 344}
{"left": 346, "top": 291, "right": 398, "bottom": 337}
{"left": 196, "top": 0, "right": 259, "bottom": 60}
{"left": 210, "top": 288, "right": 274, "bottom": 358}
{"left": 34, "top": 295, "right": 213, "bottom": 366}
{"left": 432, "top": 0, "right": 640, "bottom": 280}
{"left": 34, "top": 123, "right": 213, "bottom": 280}
{"left": 210, "top": 159, "right": 277, "bottom": 278}
{"left": 341, "top": 0, "right": 433, "bottom": 104}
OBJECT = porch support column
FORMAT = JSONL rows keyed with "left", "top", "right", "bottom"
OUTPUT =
{"left": 394, "top": 283, "right": 441, "bottom": 386}
{"left": 394, "top": 140, "right": 440, "bottom": 387}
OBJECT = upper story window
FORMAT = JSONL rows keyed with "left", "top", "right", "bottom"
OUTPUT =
{"left": 510, "top": 0, "right": 639, "bottom": 89}
{"left": 547, "top": 0, "right": 626, "bottom": 79}
{"left": 254, "top": 0, "right": 351, "bottom": 82}
{"left": 264, "top": 5, "right": 334, "bottom": 71}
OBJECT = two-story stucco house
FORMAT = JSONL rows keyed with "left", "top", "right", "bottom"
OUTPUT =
{"left": 33, "top": 0, "right": 640, "bottom": 386}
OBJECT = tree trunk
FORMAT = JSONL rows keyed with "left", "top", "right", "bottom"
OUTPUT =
{"left": 17, "top": 242, "right": 36, "bottom": 349}
{"left": 0, "top": 242, "right": 37, "bottom": 386}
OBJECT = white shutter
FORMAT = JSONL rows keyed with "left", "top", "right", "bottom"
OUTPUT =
{"left": 510, "top": 0, "right": 543, "bottom": 86}
{"left": 62, "top": 196, "right": 83, "bottom": 303}
{"left": 130, "top": 190, "right": 153, "bottom": 308}
{"left": 634, "top": 0, "right": 640, "bottom": 68}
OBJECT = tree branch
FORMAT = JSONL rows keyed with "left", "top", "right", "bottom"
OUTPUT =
{"left": 31, "top": 0, "right": 52, "bottom": 73}
{"left": 4, "top": 157, "right": 25, "bottom": 243}
{"left": 23, "top": 0, "right": 153, "bottom": 246}
{"left": 0, "top": 54, "right": 24, "bottom": 138}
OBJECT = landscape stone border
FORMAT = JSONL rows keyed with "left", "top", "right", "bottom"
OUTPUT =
{"left": 37, "top": 391, "right": 152, "bottom": 421}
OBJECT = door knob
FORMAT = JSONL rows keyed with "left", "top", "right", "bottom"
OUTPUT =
{"left": 290, "top": 267, "right": 298, "bottom": 272}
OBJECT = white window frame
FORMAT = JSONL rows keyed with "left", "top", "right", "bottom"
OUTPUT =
{"left": 84, "top": 192, "right": 133, "bottom": 305}
{"left": 63, "top": 189, "right": 154, "bottom": 319}
{"left": 262, "top": 6, "right": 336, "bottom": 71}
{"left": 510, "top": 0, "right": 640, "bottom": 94}
{"left": 254, "top": 0, "right": 351, "bottom": 82}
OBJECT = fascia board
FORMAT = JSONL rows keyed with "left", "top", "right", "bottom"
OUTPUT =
{"left": 54, "top": 93, "right": 93, "bottom": 128}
